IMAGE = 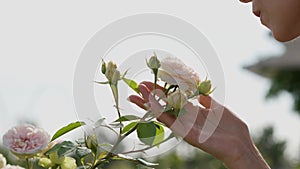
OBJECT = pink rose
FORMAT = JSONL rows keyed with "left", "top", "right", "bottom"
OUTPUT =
{"left": 2, "top": 164, "right": 25, "bottom": 169}
{"left": 3, "top": 124, "right": 50, "bottom": 155}
{"left": 158, "top": 56, "right": 200, "bottom": 96}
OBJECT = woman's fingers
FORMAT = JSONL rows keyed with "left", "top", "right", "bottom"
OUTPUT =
{"left": 148, "top": 90, "right": 165, "bottom": 115}
{"left": 130, "top": 81, "right": 204, "bottom": 138}
{"left": 128, "top": 95, "right": 146, "bottom": 110}
{"left": 140, "top": 81, "right": 165, "bottom": 91}
{"left": 182, "top": 102, "right": 209, "bottom": 125}
{"left": 198, "top": 95, "right": 212, "bottom": 108}
{"left": 138, "top": 84, "right": 151, "bottom": 103}
{"left": 198, "top": 95, "right": 223, "bottom": 109}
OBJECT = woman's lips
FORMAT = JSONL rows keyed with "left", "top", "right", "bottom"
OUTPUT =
{"left": 253, "top": 10, "right": 261, "bottom": 17}
{"left": 253, "top": 10, "right": 265, "bottom": 25}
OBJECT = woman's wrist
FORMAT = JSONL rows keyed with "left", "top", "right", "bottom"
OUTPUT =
{"left": 224, "top": 137, "right": 270, "bottom": 169}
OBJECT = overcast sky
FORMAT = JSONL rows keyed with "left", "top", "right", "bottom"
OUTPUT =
{"left": 0, "top": 0, "right": 299, "bottom": 159}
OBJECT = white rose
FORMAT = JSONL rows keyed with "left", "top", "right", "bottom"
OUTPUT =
{"left": 158, "top": 56, "right": 200, "bottom": 96}
{"left": 0, "top": 154, "right": 6, "bottom": 168}
{"left": 2, "top": 165, "right": 25, "bottom": 169}
{"left": 167, "top": 90, "right": 188, "bottom": 110}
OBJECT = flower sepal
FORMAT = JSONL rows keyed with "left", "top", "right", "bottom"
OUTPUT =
{"left": 197, "top": 78, "right": 215, "bottom": 96}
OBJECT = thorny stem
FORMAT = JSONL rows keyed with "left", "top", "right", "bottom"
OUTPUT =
{"left": 26, "top": 158, "right": 33, "bottom": 169}
{"left": 106, "top": 109, "right": 152, "bottom": 156}
{"left": 153, "top": 69, "right": 158, "bottom": 92}
{"left": 102, "top": 109, "right": 154, "bottom": 163}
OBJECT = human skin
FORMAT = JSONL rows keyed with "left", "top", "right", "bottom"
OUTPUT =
{"left": 128, "top": 81, "right": 270, "bottom": 169}
{"left": 240, "top": 0, "right": 300, "bottom": 42}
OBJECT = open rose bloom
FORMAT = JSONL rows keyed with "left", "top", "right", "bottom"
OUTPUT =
{"left": 3, "top": 124, "right": 50, "bottom": 156}
{"left": 158, "top": 56, "right": 200, "bottom": 97}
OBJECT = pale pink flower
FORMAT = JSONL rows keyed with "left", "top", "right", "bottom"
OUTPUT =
{"left": 158, "top": 56, "right": 200, "bottom": 96}
{"left": 2, "top": 164, "right": 25, "bottom": 169}
{"left": 3, "top": 124, "right": 50, "bottom": 155}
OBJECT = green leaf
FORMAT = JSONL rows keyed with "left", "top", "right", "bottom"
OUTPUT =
{"left": 122, "top": 122, "right": 138, "bottom": 134}
{"left": 153, "top": 122, "right": 165, "bottom": 146}
{"left": 136, "top": 158, "right": 158, "bottom": 167}
{"left": 45, "top": 141, "right": 76, "bottom": 157}
{"left": 109, "top": 123, "right": 123, "bottom": 128}
{"left": 85, "top": 134, "right": 98, "bottom": 155}
{"left": 121, "top": 69, "right": 129, "bottom": 79}
{"left": 57, "top": 142, "right": 77, "bottom": 157}
{"left": 75, "top": 147, "right": 92, "bottom": 159}
{"left": 114, "top": 115, "right": 140, "bottom": 122}
{"left": 94, "top": 81, "right": 109, "bottom": 85}
{"left": 98, "top": 143, "right": 113, "bottom": 148}
{"left": 95, "top": 118, "right": 106, "bottom": 127}
{"left": 137, "top": 122, "right": 157, "bottom": 146}
{"left": 122, "top": 78, "right": 139, "bottom": 93}
{"left": 51, "top": 121, "right": 85, "bottom": 141}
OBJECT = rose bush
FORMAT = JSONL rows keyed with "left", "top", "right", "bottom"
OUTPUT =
{"left": 1, "top": 54, "right": 213, "bottom": 169}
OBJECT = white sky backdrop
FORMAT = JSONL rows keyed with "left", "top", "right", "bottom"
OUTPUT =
{"left": 0, "top": 0, "right": 299, "bottom": 159}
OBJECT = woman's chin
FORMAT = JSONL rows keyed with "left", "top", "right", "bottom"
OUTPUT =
{"left": 272, "top": 29, "right": 300, "bottom": 42}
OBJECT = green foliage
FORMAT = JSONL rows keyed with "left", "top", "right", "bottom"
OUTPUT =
{"left": 122, "top": 122, "right": 138, "bottom": 134}
{"left": 45, "top": 141, "right": 77, "bottom": 157}
{"left": 136, "top": 122, "right": 165, "bottom": 146}
{"left": 266, "top": 70, "right": 300, "bottom": 115}
{"left": 114, "top": 115, "right": 141, "bottom": 122}
{"left": 51, "top": 121, "right": 85, "bottom": 141}
{"left": 254, "top": 126, "right": 292, "bottom": 169}
{"left": 152, "top": 122, "right": 164, "bottom": 145}
{"left": 153, "top": 126, "right": 299, "bottom": 169}
{"left": 75, "top": 147, "right": 92, "bottom": 159}
{"left": 154, "top": 146, "right": 226, "bottom": 169}
{"left": 294, "top": 163, "right": 300, "bottom": 169}
{"left": 122, "top": 78, "right": 140, "bottom": 94}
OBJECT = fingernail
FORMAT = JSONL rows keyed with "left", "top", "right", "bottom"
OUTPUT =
{"left": 143, "top": 103, "right": 150, "bottom": 109}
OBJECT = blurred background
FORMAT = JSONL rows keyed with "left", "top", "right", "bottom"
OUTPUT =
{"left": 0, "top": 0, "right": 300, "bottom": 168}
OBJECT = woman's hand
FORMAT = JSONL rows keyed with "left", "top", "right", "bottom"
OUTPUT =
{"left": 128, "top": 81, "right": 270, "bottom": 169}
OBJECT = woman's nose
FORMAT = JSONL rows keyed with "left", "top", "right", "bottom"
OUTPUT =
{"left": 240, "top": 0, "right": 252, "bottom": 3}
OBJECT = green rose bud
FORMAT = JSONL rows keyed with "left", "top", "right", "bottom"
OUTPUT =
{"left": 147, "top": 54, "right": 161, "bottom": 70}
{"left": 49, "top": 152, "right": 65, "bottom": 165}
{"left": 61, "top": 157, "right": 77, "bottom": 169}
{"left": 105, "top": 61, "right": 120, "bottom": 84}
{"left": 38, "top": 158, "right": 54, "bottom": 168}
{"left": 198, "top": 80, "right": 213, "bottom": 96}
{"left": 101, "top": 60, "right": 106, "bottom": 74}
{"left": 105, "top": 61, "right": 117, "bottom": 79}
{"left": 111, "top": 70, "right": 121, "bottom": 85}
